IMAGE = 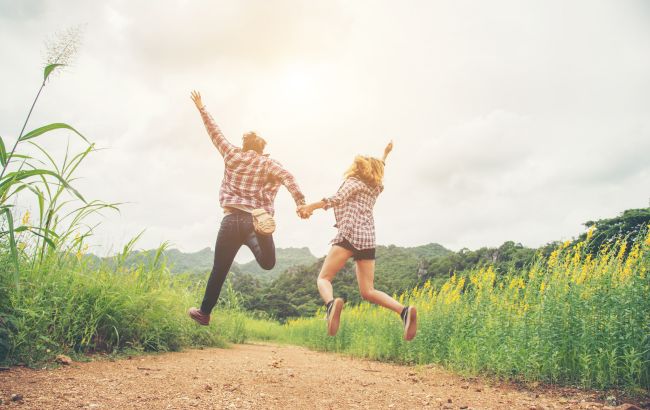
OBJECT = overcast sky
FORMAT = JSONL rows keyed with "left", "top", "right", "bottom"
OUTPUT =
{"left": 1, "top": 0, "right": 649, "bottom": 261}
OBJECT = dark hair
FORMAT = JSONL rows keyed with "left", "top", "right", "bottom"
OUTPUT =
{"left": 242, "top": 132, "right": 266, "bottom": 154}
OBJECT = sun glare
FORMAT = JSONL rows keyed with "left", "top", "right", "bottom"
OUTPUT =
{"left": 275, "top": 64, "right": 316, "bottom": 107}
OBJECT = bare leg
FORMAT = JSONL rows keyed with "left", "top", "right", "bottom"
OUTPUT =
{"left": 317, "top": 245, "right": 353, "bottom": 303}
{"left": 355, "top": 259, "right": 404, "bottom": 314}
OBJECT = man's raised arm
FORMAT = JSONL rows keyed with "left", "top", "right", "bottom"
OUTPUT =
{"left": 191, "top": 90, "right": 235, "bottom": 157}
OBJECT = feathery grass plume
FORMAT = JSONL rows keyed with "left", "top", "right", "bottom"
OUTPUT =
{"left": 42, "top": 25, "right": 83, "bottom": 80}
{"left": 0, "top": 26, "right": 89, "bottom": 292}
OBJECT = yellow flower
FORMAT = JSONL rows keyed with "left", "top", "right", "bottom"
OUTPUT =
{"left": 571, "top": 249, "right": 582, "bottom": 267}
{"left": 616, "top": 242, "right": 627, "bottom": 261}
{"left": 508, "top": 277, "right": 525, "bottom": 291}
{"left": 548, "top": 250, "right": 560, "bottom": 268}
{"left": 586, "top": 226, "right": 595, "bottom": 241}
{"left": 575, "top": 271, "right": 587, "bottom": 285}
{"left": 540, "top": 281, "right": 546, "bottom": 293}
{"left": 470, "top": 273, "right": 479, "bottom": 287}
{"left": 628, "top": 243, "right": 640, "bottom": 262}
{"left": 21, "top": 210, "right": 31, "bottom": 226}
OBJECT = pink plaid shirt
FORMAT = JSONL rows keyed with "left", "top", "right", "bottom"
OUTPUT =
{"left": 323, "top": 177, "right": 383, "bottom": 250}
{"left": 199, "top": 107, "right": 305, "bottom": 215}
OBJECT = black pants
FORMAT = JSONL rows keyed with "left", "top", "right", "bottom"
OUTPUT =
{"left": 200, "top": 211, "right": 275, "bottom": 314}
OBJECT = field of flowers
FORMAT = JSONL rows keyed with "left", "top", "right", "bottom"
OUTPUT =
{"left": 283, "top": 230, "right": 650, "bottom": 391}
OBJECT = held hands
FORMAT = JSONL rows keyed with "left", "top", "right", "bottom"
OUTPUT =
{"left": 190, "top": 90, "right": 204, "bottom": 110}
{"left": 296, "top": 204, "right": 313, "bottom": 219}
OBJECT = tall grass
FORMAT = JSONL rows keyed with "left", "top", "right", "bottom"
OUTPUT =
{"left": 0, "top": 244, "right": 245, "bottom": 365}
{"left": 282, "top": 231, "right": 650, "bottom": 391}
{"left": 0, "top": 30, "right": 243, "bottom": 365}
{"left": 0, "top": 27, "right": 93, "bottom": 291}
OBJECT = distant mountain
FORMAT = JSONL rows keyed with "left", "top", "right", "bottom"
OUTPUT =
{"left": 164, "top": 247, "right": 215, "bottom": 275}
{"left": 242, "top": 242, "right": 453, "bottom": 320}
{"left": 87, "top": 241, "right": 454, "bottom": 320}
{"left": 373, "top": 243, "right": 452, "bottom": 292}
{"left": 232, "top": 247, "right": 318, "bottom": 282}
{"left": 88, "top": 246, "right": 318, "bottom": 282}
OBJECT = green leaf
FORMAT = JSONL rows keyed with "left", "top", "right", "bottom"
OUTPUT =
{"left": 4, "top": 154, "right": 30, "bottom": 160}
{"left": 20, "top": 123, "right": 88, "bottom": 143}
{"left": 0, "top": 169, "right": 86, "bottom": 204}
{"left": 44, "top": 63, "right": 64, "bottom": 81}
{"left": 0, "top": 136, "right": 6, "bottom": 167}
{"left": 0, "top": 207, "right": 20, "bottom": 292}
{"left": 24, "top": 226, "right": 58, "bottom": 248}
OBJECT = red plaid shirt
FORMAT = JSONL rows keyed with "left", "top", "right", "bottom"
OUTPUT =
{"left": 199, "top": 107, "right": 305, "bottom": 215}
{"left": 323, "top": 177, "right": 383, "bottom": 250}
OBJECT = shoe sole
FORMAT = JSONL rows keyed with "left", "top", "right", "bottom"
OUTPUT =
{"left": 188, "top": 309, "right": 209, "bottom": 326}
{"left": 404, "top": 307, "right": 417, "bottom": 341}
{"left": 327, "top": 298, "right": 344, "bottom": 336}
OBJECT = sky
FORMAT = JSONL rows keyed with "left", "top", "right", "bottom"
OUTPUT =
{"left": 1, "top": 0, "right": 649, "bottom": 261}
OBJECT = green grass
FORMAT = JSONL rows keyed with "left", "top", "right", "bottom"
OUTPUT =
{"left": 0, "top": 46, "right": 250, "bottom": 366}
{"left": 279, "top": 233, "right": 650, "bottom": 392}
{"left": 241, "top": 316, "right": 285, "bottom": 342}
{"left": 0, "top": 249, "right": 256, "bottom": 365}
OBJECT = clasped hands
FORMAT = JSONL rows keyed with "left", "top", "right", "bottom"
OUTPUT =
{"left": 296, "top": 204, "right": 313, "bottom": 219}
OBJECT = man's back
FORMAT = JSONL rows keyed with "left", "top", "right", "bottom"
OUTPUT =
{"left": 197, "top": 105, "right": 305, "bottom": 215}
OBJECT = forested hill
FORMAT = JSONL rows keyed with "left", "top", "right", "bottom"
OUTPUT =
{"left": 87, "top": 246, "right": 318, "bottom": 281}
{"left": 231, "top": 247, "right": 318, "bottom": 282}
{"left": 87, "top": 207, "right": 649, "bottom": 321}
{"left": 233, "top": 207, "right": 650, "bottom": 320}
{"left": 230, "top": 243, "right": 453, "bottom": 319}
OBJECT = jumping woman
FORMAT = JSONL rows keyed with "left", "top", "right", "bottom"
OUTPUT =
{"left": 299, "top": 142, "right": 417, "bottom": 341}
{"left": 188, "top": 90, "right": 307, "bottom": 325}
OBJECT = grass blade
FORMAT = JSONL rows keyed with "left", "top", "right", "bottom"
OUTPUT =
{"left": 0, "top": 136, "right": 6, "bottom": 167}
{"left": 0, "top": 169, "right": 86, "bottom": 203}
{"left": 1, "top": 206, "right": 21, "bottom": 292}
{"left": 25, "top": 227, "right": 58, "bottom": 248}
{"left": 44, "top": 63, "right": 64, "bottom": 81}
{"left": 20, "top": 123, "right": 88, "bottom": 143}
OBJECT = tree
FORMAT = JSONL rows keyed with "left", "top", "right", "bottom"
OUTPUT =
{"left": 580, "top": 208, "right": 650, "bottom": 253}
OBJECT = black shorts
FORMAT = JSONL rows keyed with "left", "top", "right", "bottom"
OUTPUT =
{"left": 334, "top": 238, "right": 375, "bottom": 261}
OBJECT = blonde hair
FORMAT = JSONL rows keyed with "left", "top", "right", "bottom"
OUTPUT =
{"left": 344, "top": 155, "right": 384, "bottom": 187}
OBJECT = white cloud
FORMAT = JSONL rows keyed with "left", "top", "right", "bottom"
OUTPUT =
{"left": 1, "top": 0, "right": 649, "bottom": 260}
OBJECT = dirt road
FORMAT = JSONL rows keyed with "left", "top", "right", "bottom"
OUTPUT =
{"left": 0, "top": 343, "right": 641, "bottom": 409}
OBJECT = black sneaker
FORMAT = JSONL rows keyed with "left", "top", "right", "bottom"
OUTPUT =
{"left": 401, "top": 306, "right": 417, "bottom": 341}
{"left": 326, "top": 298, "right": 344, "bottom": 336}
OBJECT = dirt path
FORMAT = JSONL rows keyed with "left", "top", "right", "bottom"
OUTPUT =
{"left": 0, "top": 343, "right": 641, "bottom": 409}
